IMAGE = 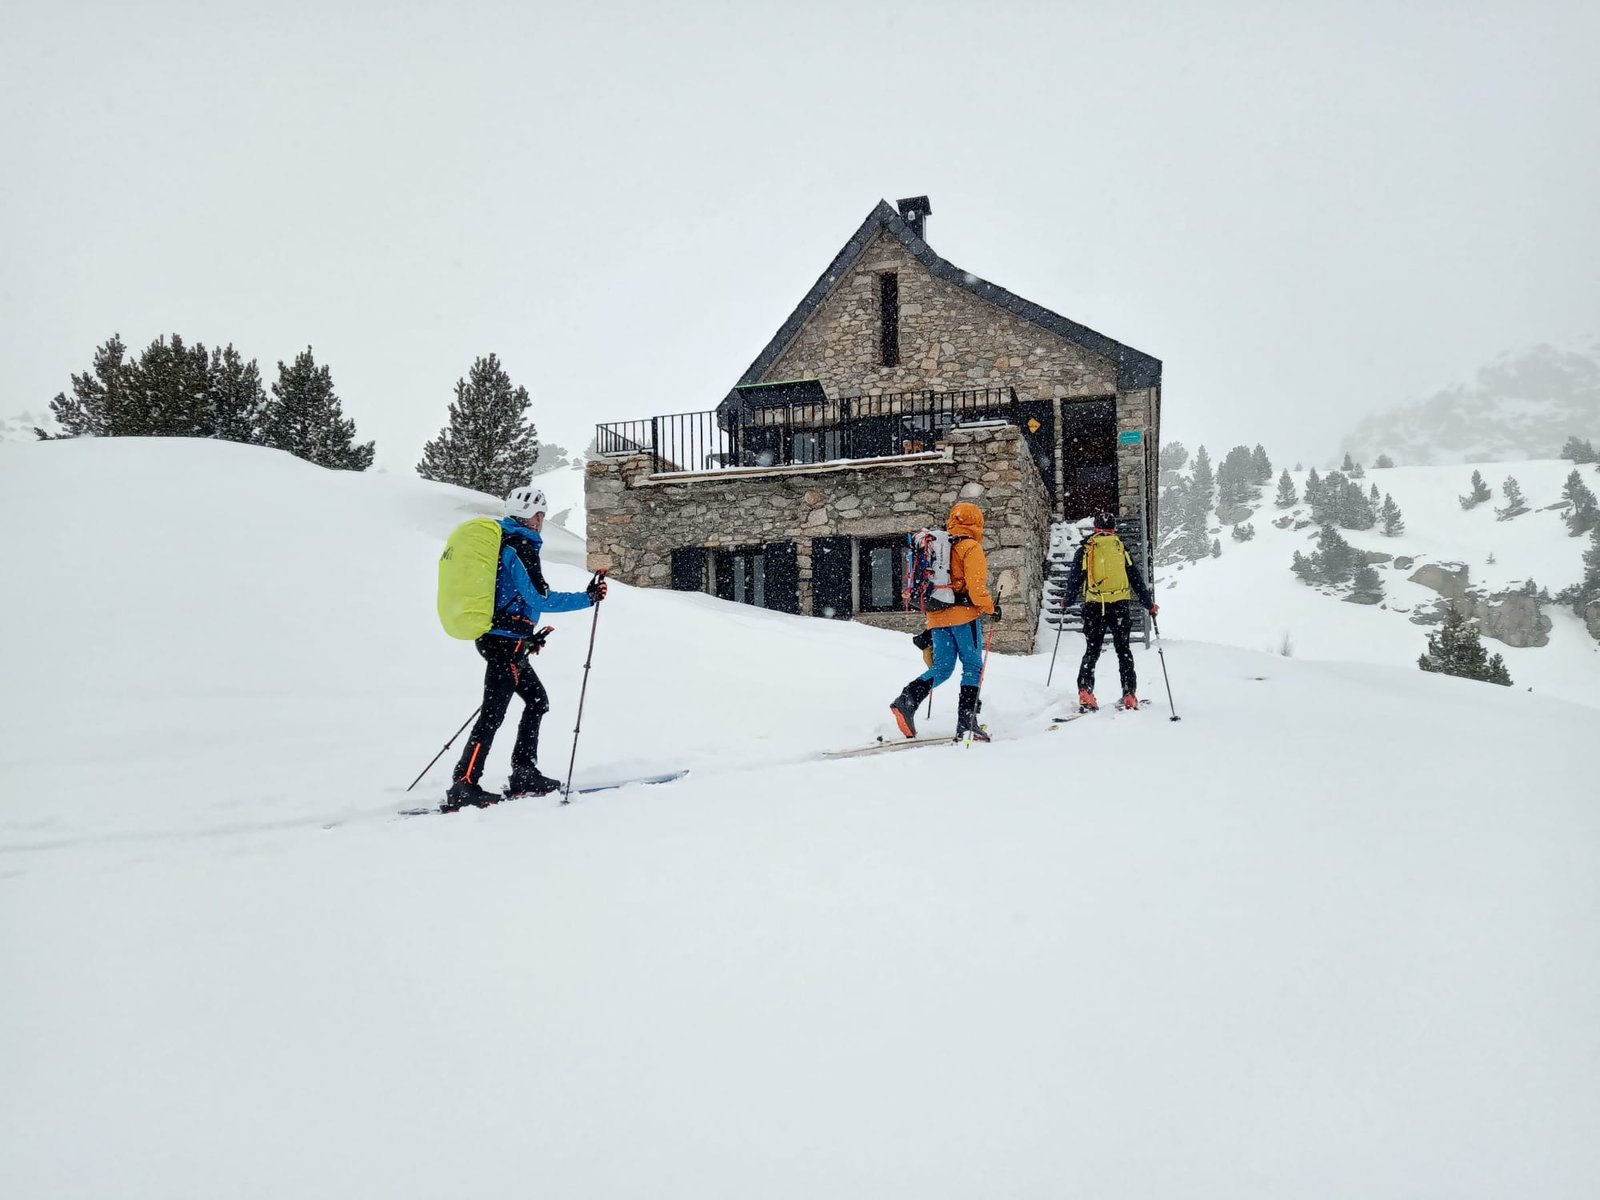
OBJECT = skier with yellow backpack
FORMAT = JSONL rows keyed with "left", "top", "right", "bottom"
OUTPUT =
{"left": 1060, "top": 511, "right": 1158, "bottom": 712}
{"left": 435, "top": 484, "right": 605, "bottom": 810}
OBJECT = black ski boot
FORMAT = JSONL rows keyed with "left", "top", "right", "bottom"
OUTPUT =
{"left": 505, "top": 771, "right": 563, "bottom": 800}
{"left": 442, "top": 780, "right": 501, "bottom": 812}
{"left": 956, "top": 685, "right": 990, "bottom": 742}
{"left": 889, "top": 677, "right": 934, "bottom": 738}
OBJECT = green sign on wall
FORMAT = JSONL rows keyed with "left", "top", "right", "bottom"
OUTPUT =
{"left": 1118, "top": 429, "right": 1144, "bottom": 446}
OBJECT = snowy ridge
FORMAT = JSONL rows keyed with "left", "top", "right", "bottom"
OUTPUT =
{"left": 1, "top": 438, "right": 1596, "bottom": 1198}
{"left": 1341, "top": 340, "right": 1600, "bottom": 465}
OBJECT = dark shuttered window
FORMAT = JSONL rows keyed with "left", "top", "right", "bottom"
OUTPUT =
{"left": 811, "top": 536, "right": 853, "bottom": 620}
{"left": 879, "top": 273, "right": 899, "bottom": 367}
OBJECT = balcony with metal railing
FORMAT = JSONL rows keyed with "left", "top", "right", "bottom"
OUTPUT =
{"left": 594, "top": 386, "right": 1020, "bottom": 477}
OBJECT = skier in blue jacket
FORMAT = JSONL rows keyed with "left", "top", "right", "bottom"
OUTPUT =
{"left": 445, "top": 485, "right": 605, "bottom": 810}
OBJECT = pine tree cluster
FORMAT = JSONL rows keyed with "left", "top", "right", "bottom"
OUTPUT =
{"left": 1418, "top": 606, "right": 1513, "bottom": 686}
{"left": 1215, "top": 443, "right": 1273, "bottom": 507}
{"left": 1560, "top": 435, "right": 1596, "bottom": 464}
{"left": 1157, "top": 442, "right": 1220, "bottom": 565}
{"left": 1291, "top": 524, "right": 1357, "bottom": 586}
{"left": 1307, "top": 469, "right": 1377, "bottom": 530}
{"left": 40, "top": 333, "right": 373, "bottom": 471}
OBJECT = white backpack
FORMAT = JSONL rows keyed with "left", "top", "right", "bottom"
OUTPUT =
{"left": 905, "top": 529, "right": 961, "bottom": 611}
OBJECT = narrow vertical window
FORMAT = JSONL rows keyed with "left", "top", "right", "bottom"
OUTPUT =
{"left": 879, "top": 272, "right": 899, "bottom": 367}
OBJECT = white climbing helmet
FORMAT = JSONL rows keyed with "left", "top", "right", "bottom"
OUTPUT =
{"left": 504, "top": 485, "right": 547, "bottom": 521}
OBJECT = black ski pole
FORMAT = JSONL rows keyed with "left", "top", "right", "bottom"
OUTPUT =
{"left": 406, "top": 706, "right": 481, "bottom": 792}
{"left": 1152, "top": 615, "right": 1180, "bottom": 722}
{"left": 1045, "top": 596, "right": 1067, "bottom": 687}
{"left": 561, "top": 570, "right": 606, "bottom": 803}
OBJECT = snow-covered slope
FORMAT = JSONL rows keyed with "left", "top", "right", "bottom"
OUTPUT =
{"left": 1158, "top": 460, "right": 1600, "bottom": 711}
{"left": 1341, "top": 340, "right": 1600, "bottom": 465}
{"left": 1, "top": 439, "right": 1596, "bottom": 1199}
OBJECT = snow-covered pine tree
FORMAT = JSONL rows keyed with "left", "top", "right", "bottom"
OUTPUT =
{"left": 208, "top": 345, "right": 268, "bottom": 444}
{"left": 1304, "top": 466, "right": 1322, "bottom": 510}
{"left": 1211, "top": 537, "right": 1222, "bottom": 558}
{"left": 261, "top": 348, "right": 375, "bottom": 470}
{"left": 1459, "top": 469, "right": 1492, "bottom": 510}
{"left": 1250, "top": 444, "right": 1272, "bottom": 485}
{"left": 1190, "top": 445, "right": 1214, "bottom": 511}
{"left": 1495, "top": 475, "right": 1529, "bottom": 521}
{"left": 117, "top": 333, "right": 214, "bottom": 437}
{"left": 1341, "top": 478, "right": 1377, "bottom": 530}
{"left": 1574, "top": 525, "right": 1600, "bottom": 624}
{"left": 44, "top": 334, "right": 127, "bottom": 437}
{"left": 1350, "top": 459, "right": 1366, "bottom": 479}
{"left": 1560, "top": 435, "right": 1596, "bottom": 463}
{"left": 1369, "top": 482, "right": 1381, "bottom": 505}
{"left": 1290, "top": 549, "right": 1318, "bottom": 583}
{"left": 1275, "top": 468, "right": 1297, "bottom": 508}
{"left": 1342, "top": 453, "right": 1356, "bottom": 472}
{"left": 1380, "top": 493, "right": 1405, "bottom": 536}
{"left": 1375, "top": 454, "right": 1395, "bottom": 468}
{"left": 1156, "top": 475, "right": 1190, "bottom": 564}
{"left": 1313, "top": 524, "right": 1355, "bottom": 584}
{"left": 1561, "top": 469, "right": 1598, "bottom": 537}
{"left": 1418, "top": 606, "right": 1512, "bottom": 685}
{"left": 1312, "top": 470, "right": 1343, "bottom": 525}
{"left": 1352, "top": 562, "right": 1383, "bottom": 599}
{"left": 1183, "top": 447, "right": 1215, "bottom": 560}
{"left": 1160, "top": 441, "right": 1189, "bottom": 482}
{"left": 416, "top": 353, "right": 541, "bottom": 496}
{"left": 1231, "top": 521, "right": 1256, "bottom": 542}
{"left": 1217, "top": 445, "right": 1256, "bottom": 505}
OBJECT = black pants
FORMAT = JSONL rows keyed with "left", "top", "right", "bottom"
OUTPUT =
{"left": 453, "top": 635, "right": 550, "bottom": 786}
{"left": 1078, "top": 599, "right": 1137, "bottom": 695}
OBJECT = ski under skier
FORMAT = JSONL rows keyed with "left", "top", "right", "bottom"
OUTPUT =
{"left": 888, "top": 501, "right": 998, "bottom": 742}
{"left": 444, "top": 485, "right": 606, "bottom": 811}
{"left": 1061, "top": 510, "right": 1158, "bottom": 712}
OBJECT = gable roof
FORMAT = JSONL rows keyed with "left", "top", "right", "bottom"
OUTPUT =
{"left": 730, "top": 200, "right": 1162, "bottom": 401}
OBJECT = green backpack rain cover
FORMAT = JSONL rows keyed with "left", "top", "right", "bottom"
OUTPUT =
{"left": 437, "top": 518, "right": 504, "bottom": 639}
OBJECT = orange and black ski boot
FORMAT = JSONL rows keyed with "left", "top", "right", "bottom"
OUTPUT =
{"left": 889, "top": 678, "right": 934, "bottom": 738}
{"left": 1077, "top": 688, "right": 1098, "bottom": 713}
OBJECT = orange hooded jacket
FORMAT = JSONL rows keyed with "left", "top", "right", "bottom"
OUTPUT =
{"left": 925, "top": 502, "right": 995, "bottom": 630}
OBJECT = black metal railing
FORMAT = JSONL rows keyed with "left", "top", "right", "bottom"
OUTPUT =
{"left": 595, "top": 386, "right": 1018, "bottom": 476}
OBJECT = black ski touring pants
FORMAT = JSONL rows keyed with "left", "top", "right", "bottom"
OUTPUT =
{"left": 1078, "top": 599, "right": 1137, "bottom": 696}
{"left": 453, "top": 634, "right": 550, "bottom": 786}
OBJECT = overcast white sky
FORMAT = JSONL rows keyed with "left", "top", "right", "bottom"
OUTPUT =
{"left": 3, "top": 0, "right": 1596, "bottom": 468}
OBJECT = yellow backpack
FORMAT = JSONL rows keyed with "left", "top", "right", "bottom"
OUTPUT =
{"left": 437, "top": 518, "right": 503, "bottom": 639}
{"left": 1084, "top": 532, "right": 1132, "bottom": 604}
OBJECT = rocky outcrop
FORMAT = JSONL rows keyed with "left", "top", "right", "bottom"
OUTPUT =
{"left": 1408, "top": 562, "right": 1471, "bottom": 602}
{"left": 1357, "top": 550, "right": 1393, "bottom": 566}
{"left": 1586, "top": 600, "right": 1600, "bottom": 642}
{"left": 1216, "top": 501, "right": 1254, "bottom": 526}
{"left": 1474, "top": 591, "right": 1551, "bottom": 648}
{"left": 1393, "top": 556, "right": 1415, "bottom": 570}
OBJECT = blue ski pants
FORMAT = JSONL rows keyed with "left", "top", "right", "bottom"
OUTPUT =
{"left": 918, "top": 618, "right": 986, "bottom": 688}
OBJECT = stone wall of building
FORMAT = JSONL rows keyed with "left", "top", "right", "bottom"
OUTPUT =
{"left": 586, "top": 423, "right": 1050, "bottom": 654}
{"left": 755, "top": 227, "right": 1159, "bottom": 524}
{"left": 764, "top": 228, "right": 1116, "bottom": 402}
